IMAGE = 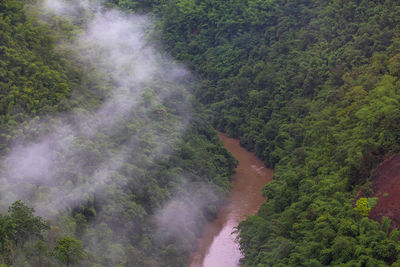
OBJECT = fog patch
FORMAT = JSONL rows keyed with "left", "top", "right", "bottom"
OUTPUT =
{"left": 154, "top": 182, "right": 222, "bottom": 252}
{"left": 1, "top": 0, "right": 192, "bottom": 213}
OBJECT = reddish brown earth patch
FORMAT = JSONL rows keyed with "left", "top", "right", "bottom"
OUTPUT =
{"left": 369, "top": 154, "right": 400, "bottom": 229}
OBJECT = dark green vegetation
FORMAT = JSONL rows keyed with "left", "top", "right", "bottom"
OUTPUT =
{"left": 0, "top": 0, "right": 236, "bottom": 266}
{"left": 142, "top": 0, "right": 400, "bottom": 266}
{"left": 0, "top": 0, "right": 71, "bottom": 152}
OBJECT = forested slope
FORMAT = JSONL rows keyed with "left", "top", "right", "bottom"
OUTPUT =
{"left": 145, "top": 0, "right": 400, "bottom": 265}
{"left": 3, "top": 0, "right": 400, "bottom": 266}
{"left": 0, "top": 0, "right": 236, "bottom": 266}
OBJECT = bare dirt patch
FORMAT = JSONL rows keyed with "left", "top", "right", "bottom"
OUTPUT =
{"left": 369, "top": 154, "right": 400, "bottom": 229}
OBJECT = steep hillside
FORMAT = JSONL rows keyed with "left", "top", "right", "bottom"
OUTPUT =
{"left": 0, "top": 0, "right": 236, "bottom": 266}
{"left": 3, "top": 0, "right": 400, "bottom": 266}
{"left": 370, "top": 154, "right": 400, "bottom": 230}
{"left": 0, "top": 0, "right": 72, "bottom": 151}
{"left": 146, "top": 0, "right": 400, "bottom": 265}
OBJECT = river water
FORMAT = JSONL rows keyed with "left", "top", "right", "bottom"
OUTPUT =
{"left": 189, "top": 132, "right": 273, "bottom": 267}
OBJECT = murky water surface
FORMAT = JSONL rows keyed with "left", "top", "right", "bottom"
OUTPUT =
{"left": 189, "top": 133, "right": 273, "bottom": 267}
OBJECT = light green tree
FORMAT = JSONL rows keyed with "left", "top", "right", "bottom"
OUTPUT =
{"left": 53, "top": 236, "right": 86, "bottom": 267}
{"left": 354, "top": 198, "right": 370, "bottom": 216}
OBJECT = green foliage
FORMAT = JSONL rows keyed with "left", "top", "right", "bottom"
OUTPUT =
{"left": 53, "top": 236, "right": 86, "bottom": 267}
{"left": 0, "top": 201, "right": 48, "bottom": 266}
{"left": 0, "top": 1, "right": 237, "bottom": 266}
{"left": 355, "top": 198, "right": 371, "bottom": 216}
{"left": 0, "top": 0, "right": 78, "bottom": 153}
{"left": 4, "top": 0, "right": 400, "bottom": 265}
{"left": 7, "top": 201, "right": 48, "bottom": 247}
{"left": 149, "top": 0, "right": 400, "bottom": 265}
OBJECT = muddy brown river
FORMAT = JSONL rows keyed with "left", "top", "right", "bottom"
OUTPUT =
{"left": 189, "top": 132, "right": 273, "bottom": 267}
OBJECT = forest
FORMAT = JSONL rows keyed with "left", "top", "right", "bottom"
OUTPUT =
{"left": 2, "top": 0, "right": 400, "bottom": 266}
{"left": 0, "top": 0, "right": 235, "bottom": 266}
{"left": 148, "top": 0, "right": 400, "bottom": 266}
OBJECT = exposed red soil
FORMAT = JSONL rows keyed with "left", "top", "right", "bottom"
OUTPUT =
{"left": 369, "top": 154, "right": 400, "bottom": 229}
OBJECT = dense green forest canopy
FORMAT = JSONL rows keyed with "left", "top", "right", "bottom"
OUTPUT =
{"left": 144, "top": 0, "right": 400, "bottom": 266}
{"left": 3, "top": 0, "right": 400, "bottom": 266}
{"left": 0, "top": 0, "right": 236, "bottom": 266}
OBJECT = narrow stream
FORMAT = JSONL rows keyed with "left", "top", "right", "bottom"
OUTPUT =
{"left": 189, "top": 132, "right": 273, "bottom": 267}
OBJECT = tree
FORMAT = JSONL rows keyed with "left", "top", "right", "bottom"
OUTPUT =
{"left": 0, "top": 214, "right": 10, "bottom": 264}
{"left": 8, "top": 200, "right": 48, "bottom": 248}
{"left": 33, "top": 240, "right": 48, "bottom": 267}
{"left": 53, "top": 236, "right": 86, "bottom": 267}
{"left": 354, "top": 198, "right": 370, "bottom": 216}
{"left": 0, "top": 201, "right": 48, "bottom": 265}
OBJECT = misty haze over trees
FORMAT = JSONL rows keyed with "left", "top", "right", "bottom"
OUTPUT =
{"left": 2, "top": 0, "right": 400, "bottom": 266}
{"left": 0, "top": 0, "right": 234, "bottom": 265}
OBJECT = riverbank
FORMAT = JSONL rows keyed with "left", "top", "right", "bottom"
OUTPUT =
{"left": 189, "top": 133, "right": 273, "bottom": 267}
